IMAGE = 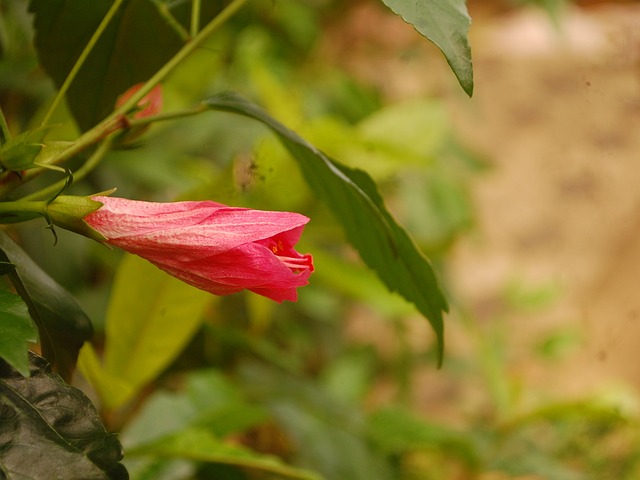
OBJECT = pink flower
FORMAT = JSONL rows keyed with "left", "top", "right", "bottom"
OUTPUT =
{"left": 84, "top": 197, "right": 314, "bottom": 302}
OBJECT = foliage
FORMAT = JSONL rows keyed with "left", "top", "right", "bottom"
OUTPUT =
{"left": 0, "top": 352, "right": 127, "bottom": 479}
{"left": 0, "top": 1, "right": 638, "bottom": 480}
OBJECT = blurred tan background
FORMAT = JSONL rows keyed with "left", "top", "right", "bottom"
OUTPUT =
{"left": 325, "top": 0, "right": 640, "bottom": 409}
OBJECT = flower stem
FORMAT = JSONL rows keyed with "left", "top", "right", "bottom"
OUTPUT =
{"left": 0, "top": 105, "right": 11, "bottom": 145}
{"left": 190, "top": 0, "right": 201, "bottom": 37}
{"left": 0, "top": 200, "right": 47, "bottom": 216}
{"left": 127, "top": 104, "right": 209, "bottom": 128}
{"left": 154, "top": 1, "right": 189, "bottom": 41}
{"left": 40, "top": 0, "right": 127, "bottom": 127}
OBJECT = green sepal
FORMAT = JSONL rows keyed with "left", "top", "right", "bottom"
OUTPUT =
{"left": 47, "top": 195, "right": 106, "bottom": 242}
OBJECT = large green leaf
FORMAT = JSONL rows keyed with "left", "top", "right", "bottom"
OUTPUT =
{"left": 0, "top": 290, "right": 37, "bottom": 377}
{"left": 205, "top": 93, "right": 448, "bottom": 363}
{"left": 0, "top": 352, "right": 128, "bottom": 479}
{"left": 28, "top": 0, "right": 184, "bottom": 131}
{"left": 79, "top": 254, "right": 214, "bottom": 409}
{"left": 0, "top": 232, "right": 93, "bottom": 381}
{"left": 379, "top": 0, "right": 473, "bottom": 96}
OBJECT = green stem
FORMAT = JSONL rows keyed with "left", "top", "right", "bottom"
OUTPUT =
{"left": 0, "top": 105, "right": 11, "bottom": 145}
{"left": 41, "top": 0, "right": 127, "bottom": 127}
{"left": 190, "top": 0, "right": 201, "bottom": 37}
{"left": 23, "top": 138, "right": 114, "bottom": 202}
{"left": 127, "top": 104, "right": 208, "bottom": 128}
{"left": 153, "top": 0, "right": 189, "bottom": 41}
{"left": 0, "top": 200, "right": 47, "bottom": 216}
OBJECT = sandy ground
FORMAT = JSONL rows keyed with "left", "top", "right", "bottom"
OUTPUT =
{"left": 326, "top": 1, "right": 640, "bottom": 413}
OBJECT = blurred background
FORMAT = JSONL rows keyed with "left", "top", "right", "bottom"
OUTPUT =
{"left": 2, "top": 0, "right": 640, "bottom": 478}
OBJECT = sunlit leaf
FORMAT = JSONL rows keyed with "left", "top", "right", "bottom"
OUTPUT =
{"left": 0, "top": 352, "right": 128, "bottom": 479}
{"left": 0, "top": 232, "right": 93, "bottom": 381}
{"left": 79, "top": 254, "right": 213, "bottom": 409}
{"left": 378, "top": 0, "right": 473, "bottom": 96}
{"left": 205, "top": 93, "right": 448, "bottom": 363}
{"left": 0, "top": 290, "right": 37, "bottom": 377}
{"left": 29, "top": 0, "right": 184, "bottom": 131}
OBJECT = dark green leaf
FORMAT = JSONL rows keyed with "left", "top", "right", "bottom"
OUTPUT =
{"left": 0, "top": 290, "right": 37, "bottom": 377}
{"left": 205, "top": 93, "right": 448, "bottom": 363}
{"left": 0, "top": 352, "right": 128, "bottom": 479}
{"left": 378, "top": 0, "right": 473, "bottom": 96}
{"left": 28, "top": 0, "right": 184, "bottom": 131}
{"left": 0, "top": 261, "right": 16, "bottom": 276}
{"left": 0, "top": 231, "right": 93, "bottom": 381}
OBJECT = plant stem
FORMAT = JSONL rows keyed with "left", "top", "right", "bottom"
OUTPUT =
{"left": 153, "top": 0, "right": 189, "bottom": 41}
{"left": 0, "top": 200, "right": 47, "bottom": 216}
{"left": 40, "top": 0, "right": 127, "bottom": 127}
{"left": 0, "top": 105, "right": 11, "bottom": 145}
{"left": 23, "top": 137, "right": 114, "bottom": 202}
{"left": 127, "top": 104, "right": 208, "bottom": 128}
{"left": 190, "top": 0, "right": 201, "bottom": 37}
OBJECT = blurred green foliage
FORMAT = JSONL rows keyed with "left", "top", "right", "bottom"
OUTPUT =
{"left": 1, "top": 0, "right": 639, "bottom": 479}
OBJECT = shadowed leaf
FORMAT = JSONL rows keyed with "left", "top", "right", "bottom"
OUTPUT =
{"left": 0, "top": 232, "right": 93, "bottom": 381}
{"left": 0, "top": 352, "right": 128, "bottom": 479}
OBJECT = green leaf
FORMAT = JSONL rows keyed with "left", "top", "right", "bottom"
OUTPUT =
{"left": 0, "top": 232, "right": 93, "bottom": 381}
{"left": 205, "top": 93, "right": 448, "bottom": 364}
{"left": 0, "top": 352, "right": 128, "bottom": 479}
{"left": 79, "top": 254, "right": 214, "bottom": 409}
{"left": 130, "top": 428, "right": 324, "bottom": 480}
{"left": 367, "top": 406, "right": 479, "bottom": 466}
{"left": 0, "top": 290, "right": 37, "bottom": 377}
{"left": 123, "top": 369, "right": 267, "bottom": 449}
{"left": 378, "top": 0, "right": 473, "bottom": 96}
{"left": 28, "top": 0, "right": 184, "bottom": 131}
{"left": 238, "top": 363, "right": 395, "bottom": 480}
